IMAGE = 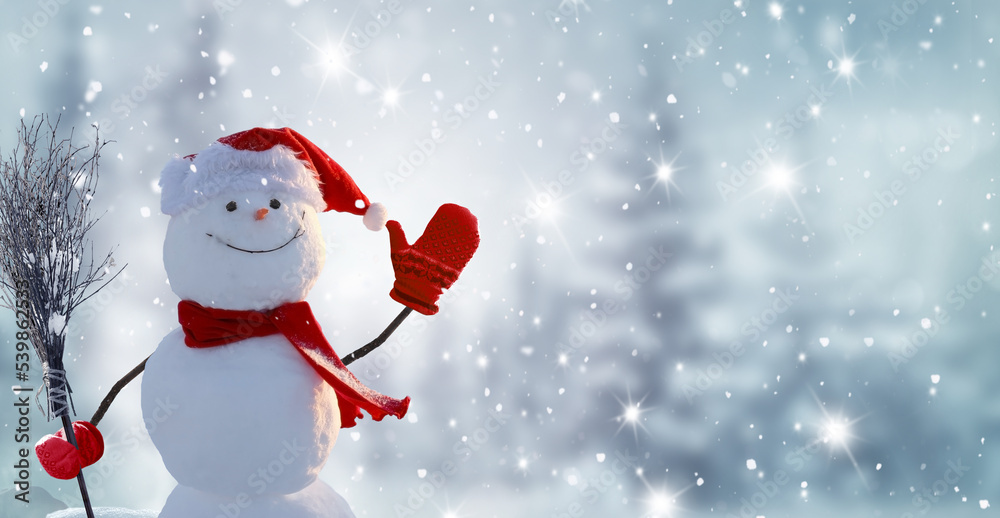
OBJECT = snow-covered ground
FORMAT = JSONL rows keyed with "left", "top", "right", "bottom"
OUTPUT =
{"left": 48, "top": 508, "right": 158, "bottom": 518}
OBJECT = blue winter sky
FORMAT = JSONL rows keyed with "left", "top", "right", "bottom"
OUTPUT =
{"left": 1, "top": 0, "right": 998, "bottom": 517}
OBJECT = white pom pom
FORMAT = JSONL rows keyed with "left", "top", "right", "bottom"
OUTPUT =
{"left": 363, "top": 202, "right": 388, "bottom": 231}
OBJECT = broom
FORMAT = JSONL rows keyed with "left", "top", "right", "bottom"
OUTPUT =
{"left": 0, "top": 115, "right": 122, "bottom": 518}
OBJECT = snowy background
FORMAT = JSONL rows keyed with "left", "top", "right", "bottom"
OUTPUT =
{"left": 1, "top": 0, "right": 999, "bottom": 516}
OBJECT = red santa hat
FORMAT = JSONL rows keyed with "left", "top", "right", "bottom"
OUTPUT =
{"left": 159, "top": 127, "right": 388, "bottom": 230}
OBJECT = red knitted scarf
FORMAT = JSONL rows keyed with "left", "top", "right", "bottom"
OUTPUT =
{"left": 177, "top": 300, "right": 409, "bottom": 428}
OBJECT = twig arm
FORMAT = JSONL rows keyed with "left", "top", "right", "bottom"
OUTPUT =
{"left": 342, "top": 307, "right": 414, "bottom": 366}
{"left": 90, "top": 355, "right": 150, "bottom": 426}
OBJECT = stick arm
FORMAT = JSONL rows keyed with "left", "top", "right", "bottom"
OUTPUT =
{"left": 90, "top": 355, "right": 149, "bottom": 426}
{"left": 341, "top": 307, "right": 413, "bottom": 366}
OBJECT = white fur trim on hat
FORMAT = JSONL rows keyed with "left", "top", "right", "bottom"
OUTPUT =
{"left": 159, "top": 143, "right": 326, "bottom": 215}
{"left": 363, "top": 202, "right": 388, "bottom": 231}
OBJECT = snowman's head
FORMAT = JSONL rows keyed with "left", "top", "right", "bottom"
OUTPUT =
{"left": 159, "top": 128, "right": 387, "bottom": 311}
{"left": 163, "top": 189, "right": 325, "bottom": 310}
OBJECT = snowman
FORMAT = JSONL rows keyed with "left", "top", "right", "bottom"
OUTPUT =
{"left": 32, "top": 127, "right": 478, "bottom": 517}
{"left": 137, "top": 127, "right": 477, "bottom": 517}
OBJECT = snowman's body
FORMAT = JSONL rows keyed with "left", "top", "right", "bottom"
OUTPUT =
{"left": 142, "top": 179, "right": 355, "bottom": 517}
{"left": 143, "top": 329, "right": 352, "bottom": 516}
{"left": 142, "top": 331, "right": 341, "bottom": 498}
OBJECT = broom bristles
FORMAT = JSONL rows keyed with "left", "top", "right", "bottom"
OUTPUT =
{"left": 0, "top": 114, "right": 120, "bottom": 419}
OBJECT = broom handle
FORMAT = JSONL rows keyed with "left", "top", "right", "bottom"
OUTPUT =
{"left": 61, "top": 414, "right": 96, "bottom": 518}
{"left": 91, "top": 307, "right": 414, "bottom": 425}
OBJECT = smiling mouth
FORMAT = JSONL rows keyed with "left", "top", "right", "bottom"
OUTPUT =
{"left": 206, "top": 211, "right": 306, "bottom": 254}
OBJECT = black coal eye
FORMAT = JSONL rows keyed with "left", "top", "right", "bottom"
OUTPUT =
{"left": 226, "top": 201, "right": 237, "bottom": 212}
{"left": 269, "top": 199, "right": 281, "bottom": 209}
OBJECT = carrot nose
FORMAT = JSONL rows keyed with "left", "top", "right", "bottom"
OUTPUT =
{"left": 254, "top": 208, "right": 269, "bottom": 221}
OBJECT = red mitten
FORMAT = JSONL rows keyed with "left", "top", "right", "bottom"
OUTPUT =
{"left": 387, "top": 203, "right": 480, "bottom": 315}
{"left": 35, "top": 421, "right": 105, "bottom": 480}
{"left": 35, "top": 432, "right": 81, "bottom": 480}
{"left": 59, "top": 421, "right": 105, "bottom": 467}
